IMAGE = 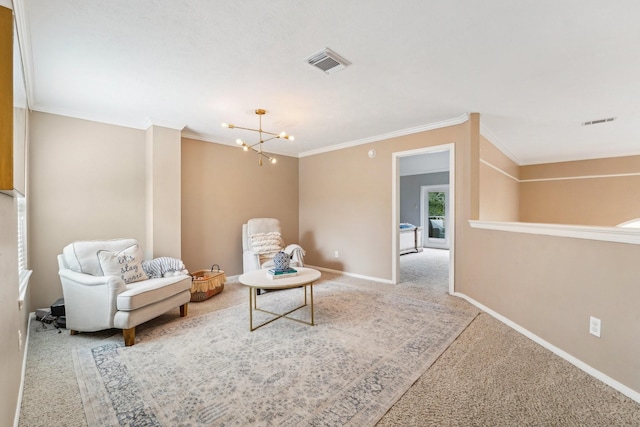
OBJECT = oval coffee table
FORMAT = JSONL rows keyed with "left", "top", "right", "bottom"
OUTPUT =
{"left": 238, "top": 267, "right": 321, "bottom": 331}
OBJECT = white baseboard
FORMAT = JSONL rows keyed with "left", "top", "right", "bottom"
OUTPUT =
{"left": 304, "top": 265, "right": 393, "bottom": 284}
{"left": 15, "top": 314, "right": 32, "bottom": 427}
{"left": 453, "top": 291, "right": 640, "bottom": 404}
{"left": 229, "top": 266, "right": 393, "bottom": 285}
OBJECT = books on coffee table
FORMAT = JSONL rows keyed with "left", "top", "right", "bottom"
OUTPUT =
{"left": 267, "top": 268, "right": 297, "bottom": 279}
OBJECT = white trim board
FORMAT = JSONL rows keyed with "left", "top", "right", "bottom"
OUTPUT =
{"left": 12, "top": 0, "right": 34, "bottom": 109}
{"left": 521, "top": 171, "right": 640, "bottom": 183}
{"left": 299, "top": 114, "right": 468, "bottom": 158}
{"left": 480, "top": 159, "right": 519, "bottom": 182}
{"left": 232, "top": 266, "right": 394, "bottom": 286}
{"left": 480, "top": 123, "right": 522, "bottom": 165}
{"left": 392, "top": 143, "right": 455, "bottom": 293}
{"left": 481, "top": 158, "right": 640, "bottom": 183}
{"left": 305, "top": 265, "right": 394, "bottom": 285}
{"left": 181, "top": 114, "right": 470, "bottom": 160}
{"left": 453, "top": 291, "right": 640, "bottom": 404}
{"left": 14, "top": 314, "right": 32, "bottom": 427}
{"left": 469, "top": 220, "right": 640, "bottom": 246}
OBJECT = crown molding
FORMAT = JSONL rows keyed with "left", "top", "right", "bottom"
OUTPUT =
{"left": 181, "top": 130, "right": 224, "bottom": 144}
{"left": 479, "top": 123, "right": 522, "bottom": 165}
{"left": 12, "top": 0, "right": 35, "bottom": 109}
{"left": 180, "top": 130, "right": 298, "bottom": 158}
{"left": 143, "top": 118, "right": 185, "bottom": 131}
{"left": 31, "top": 104, "right": 149, "bottom": 130}
{"left": 518, "top": 149, "right": 640, "bottom": 166}
{"left": 32, "top": 104, "right": 189, "bottom": 132}
{"left": 182, "top": 114, "right": 469, "bottom": 159}
{"left": 298, "top": 114, "right": 469, "bottom": 158}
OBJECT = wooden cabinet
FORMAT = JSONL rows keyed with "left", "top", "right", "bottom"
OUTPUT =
{"left": 0, "top": 6, "right": 13, "bottom": 191}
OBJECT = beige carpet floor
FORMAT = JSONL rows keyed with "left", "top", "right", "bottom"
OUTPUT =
{"left": 19, "top": 249, "right": 640, "bottom": 426}
{"left": 380, "top": 249, "right": 640, "bottom": 426}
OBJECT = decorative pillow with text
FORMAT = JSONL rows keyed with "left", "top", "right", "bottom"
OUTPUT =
{"left": 98, "top": 244, "right": 149, "bottom": 284}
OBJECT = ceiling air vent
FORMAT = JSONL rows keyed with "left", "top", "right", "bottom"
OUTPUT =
{"left": 582, "top": 117, "right": 616, "bottom": 126}
{"left": 305, "top": 48, "right": 351, "bottom": 74}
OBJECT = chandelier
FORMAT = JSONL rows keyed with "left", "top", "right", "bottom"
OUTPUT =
{"left": 221, "top": 109, "right": 294, "bottom": 166}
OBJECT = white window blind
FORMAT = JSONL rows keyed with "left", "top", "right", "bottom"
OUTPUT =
{"left": 17, "top": 194, "right": 28, "bottom": 281}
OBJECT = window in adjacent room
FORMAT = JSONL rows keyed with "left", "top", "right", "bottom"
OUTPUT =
{"left": 420, "top": 185, "right": 450, "bottom": 249}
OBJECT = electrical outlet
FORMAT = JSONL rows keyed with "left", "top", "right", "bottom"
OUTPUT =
{"left": 334, "top": 250, "right": 339, "bottom": 258}
{"left": 589, "top": 316, "right": 601, "bottom": 337}
{"left": 18, "top": 330, "right": 23, "bottom": 351}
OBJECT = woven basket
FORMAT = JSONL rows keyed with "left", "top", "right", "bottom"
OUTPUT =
{"left": 189, "top": 267, "right": 225, "bottom": 302}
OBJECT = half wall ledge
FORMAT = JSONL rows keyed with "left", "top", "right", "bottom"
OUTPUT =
{"left": 469, "top": 220, "right": 640, "bottom": 246}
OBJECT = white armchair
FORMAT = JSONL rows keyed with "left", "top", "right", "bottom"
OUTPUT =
{"left": 242, "top": 218, "right": 305, "bottom": 273}
{"left": 57, "top": 238, "right": 192, "bottom": 346}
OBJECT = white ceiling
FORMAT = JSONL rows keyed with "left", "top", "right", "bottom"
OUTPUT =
{"left": 400, "top": 151, "right": 450, "bottom": 176}
{"left": 14, "top": 0, "right": 640, "bottom": 165}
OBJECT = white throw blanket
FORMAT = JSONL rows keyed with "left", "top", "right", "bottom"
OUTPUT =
{"left": 250, "top": 232, "right": 305, "bottom": 266}
{"left": 284, "top": 244, "right": 305, "bottom": 266}
{"left": 142, "top": 257, "right": 188, "bottom": 278}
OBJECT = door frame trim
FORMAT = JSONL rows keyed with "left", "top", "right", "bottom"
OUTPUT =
{"left": 392, "top": 143, "right": 455, "bottom": 294}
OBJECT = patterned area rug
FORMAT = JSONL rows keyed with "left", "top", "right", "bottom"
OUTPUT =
{"left": 73, "top": 281, "right": 477, "bottom": 426}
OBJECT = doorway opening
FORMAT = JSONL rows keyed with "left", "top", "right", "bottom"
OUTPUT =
{"left": 392, "top": 144, "right": 455, "bottom": 294}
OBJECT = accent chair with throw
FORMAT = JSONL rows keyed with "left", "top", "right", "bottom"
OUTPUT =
{"left": 57, "top": 238, "right": 192, "bottom": 346}
{"left": 242, "top": 218, "right": 305, "bottom": 273}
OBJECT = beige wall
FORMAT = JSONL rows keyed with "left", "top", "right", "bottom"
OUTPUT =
{"left": 146, "top": 125, "right": 183, "bottom": 259}
{"left": 460, "top": 227, "right": 640, "bottom": 392}
{"left": 29, "top": 112, "right": 147, "bottom": 309}
{"left": 0, "top": 193, "right": 26, "bottom": 427}
{"left": 27, "top": 115, "right": 299, "bottom": 310}
{"left": 13, "top": 107, "right": 27, "bottom": 194}
{"left": 299, "top": 123, "right": 468, "bottom": 280}
{"left": 301, "top": 114, "right": 640, "bottom": 396}
{"left": 181, "top": 137, "right": 299, "bottom": 276}
{"left": 2, "top": 5, "right": 30, "bottom": 425}
{"left": 465, "top": 131, "right": 640, "bottom": 394}
{"left": 16, "top": 107, "right": 640, "bottom": 416}
{"left": 479, "top": 135, "right": 519, "bottom": 221}
{"left": 520, "top": 156, "right": 640, "bottom": 226}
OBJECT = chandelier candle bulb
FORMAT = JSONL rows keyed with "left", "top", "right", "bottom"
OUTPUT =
{"left": 222, "top": 108, "right": 296, "bottom": 166}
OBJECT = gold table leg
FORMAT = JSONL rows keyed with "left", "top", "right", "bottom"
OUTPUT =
{"left": 249, "top": 282, "right": 316, "bottom": 331}
{"left": 249, "top": 286, "right": 253, "bottom": 331}
{"left": 310, "top": 283, "right": 314, "bottom": 326}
